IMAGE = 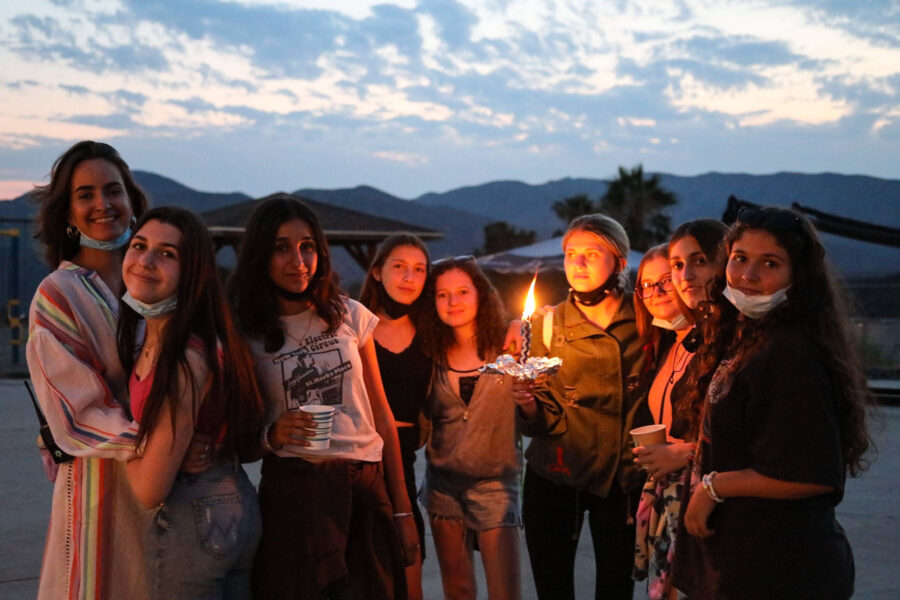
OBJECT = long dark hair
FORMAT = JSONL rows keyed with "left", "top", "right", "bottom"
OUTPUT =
{"left": 358, "top": 233, "right": 431, "bottom": 325}
{"left": 669, "top": 219, "right": 728, "bottom": 437}
{"left": 689, "top": 207, "right": 872, "bottom": 474}
{"left": 420, "top": 257, "right": 507, "bottom": 363}
{"left": 33, "top": 140, "right": 149, "bottom": 268}
{"left": 668, "top": 218, "right": 727, "bottom": 322}
{"left": 117, "top": 206, "right": 263, "bottom": 454}
{"left": 228, "top": 194, "right": 345, "bottom": 352}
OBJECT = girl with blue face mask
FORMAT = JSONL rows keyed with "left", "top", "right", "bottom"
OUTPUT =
{"left": 117, "top": 206, "right": 265, "bottom": 599}
{"left": 26, "top": 141, "right": 150, "bottom": 600}
{"left": 681, "top": 207, "right": 872, "bottom": 600}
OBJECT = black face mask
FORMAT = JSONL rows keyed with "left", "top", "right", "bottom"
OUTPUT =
{"left": 273, "top": 284, "right": 312, "bottom": 304}
{"left": 376, "top": 281, "right": 414, "bottom": 320}
{"left": 571, "top": 269, "right": 620, "bottom": 306}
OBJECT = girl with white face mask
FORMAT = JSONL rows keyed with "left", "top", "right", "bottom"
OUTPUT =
{"left": 118, "top": 207, "right": 264, "bottom": 598}
{"left": 26, "top": 141, "right": 150, "bottom": 600}
{"left": 681, "top": 207, "right": 871, "bottom": 600}
{"left": 630, "top": 245, "right": 697, "bottom": 600}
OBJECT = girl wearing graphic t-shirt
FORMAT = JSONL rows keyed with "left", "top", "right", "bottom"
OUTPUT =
{"left": 118, "top": 206, "right": 264, "bottom": 598}
{"left": 359, "top": 234, "right": 432, "bottom": 600}
{"left": 228, "top": 194, "right": 418, "bottom": 599}
{"left": 682, "top": 207, "right": 871, "bottom": 600}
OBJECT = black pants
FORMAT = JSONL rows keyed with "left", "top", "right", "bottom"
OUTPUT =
{"left": 523, "top": 466, "right": 640, "bottom": 600}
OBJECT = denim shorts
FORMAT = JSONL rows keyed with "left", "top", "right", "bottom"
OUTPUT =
{"left": 420, "top": 465, "right": 521, "bottom": 532}
{"left": 147, "top": 461, "right": 262, "bottom": 600}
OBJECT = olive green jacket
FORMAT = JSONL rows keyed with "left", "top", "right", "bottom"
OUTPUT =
{"left": 520, "top": 292, "right": 651, "bottom": 496}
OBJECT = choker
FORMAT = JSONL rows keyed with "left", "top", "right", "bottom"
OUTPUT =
{"left": 274, "top": 285, "right": 312, "bottom": 303}
{"left": 377, "top": 282, "right": 414, "bottom": 320}
{"left": 571, "top": 270, "right": 619, "bottom": 306}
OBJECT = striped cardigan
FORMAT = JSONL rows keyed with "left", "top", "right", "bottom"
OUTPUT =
{"left": 26, "top": 262, "right": 148, "bottom": 600}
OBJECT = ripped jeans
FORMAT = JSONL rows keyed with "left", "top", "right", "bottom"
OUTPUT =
{"left": 147, "top": 460, "right": 261, "bottom": 600}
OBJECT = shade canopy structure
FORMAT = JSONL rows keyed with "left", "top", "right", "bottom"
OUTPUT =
{"left": 203, "top": 193, "right": 442, "bottom": 270}
{"left": 476, "top": 236, "right": 645, "bottom": 276}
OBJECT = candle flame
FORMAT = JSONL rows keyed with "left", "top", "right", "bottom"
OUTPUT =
{"left": 522, "top": 271, "right": 538, "bottom": 320}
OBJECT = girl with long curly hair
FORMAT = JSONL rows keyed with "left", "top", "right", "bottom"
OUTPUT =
{"left": 682, "top": 207, "right": 871, "bottom": 599}
{"left": 419, "top": 256, "right": 522, "bottom": 600}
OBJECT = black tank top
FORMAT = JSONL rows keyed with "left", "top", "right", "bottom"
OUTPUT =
{"left": 374, "top": 335, "right": 433, "bottom": 423}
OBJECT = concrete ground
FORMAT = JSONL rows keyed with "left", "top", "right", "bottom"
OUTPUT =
{"left": 2, "top": 376, "right": 897, "bottom": 599}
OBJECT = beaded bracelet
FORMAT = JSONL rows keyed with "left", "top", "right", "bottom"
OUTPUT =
{"left": 701, "top": 471, "right": 725, "bottom": 503}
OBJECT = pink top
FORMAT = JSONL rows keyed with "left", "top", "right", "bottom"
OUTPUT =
{"left": 128, "top": 369, "right": 155, "bottom": 423}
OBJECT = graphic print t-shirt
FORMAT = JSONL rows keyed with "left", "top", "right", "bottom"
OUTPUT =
{"left": 253, "top": 298, "right": 383, "bottom": 462}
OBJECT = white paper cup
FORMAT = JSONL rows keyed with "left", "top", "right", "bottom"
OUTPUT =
{"left": 630, "top": 424, "right": 667, "bottom": 447}
{"left": 299, "top": 405, "right": 335, "bottom": 450}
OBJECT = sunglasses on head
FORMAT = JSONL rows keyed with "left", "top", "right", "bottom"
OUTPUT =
{"left": 736, "top": 207, "right": 802, "bottom": 231}
{"left": 432, "top": 255, "right": 476, "bottom": 267}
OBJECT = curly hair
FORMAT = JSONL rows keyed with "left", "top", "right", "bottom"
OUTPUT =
{"left": 227, "top": 194, "right": 345, "bottom": 352}
{"left": 684, "top": 207, "right": 872, "bottom": 475}
{"left": 419, "top": 257, "right": 507, "bottom": 363}
{"left": 32, "top": 140, "right": 149, "bottom": 268}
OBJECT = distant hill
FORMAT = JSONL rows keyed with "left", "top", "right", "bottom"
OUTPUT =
{"left": 2, "top": 170, "right": 897, "bottom": 310}
{"left": 415, "top": 172, "right": 900, "bottom": 239}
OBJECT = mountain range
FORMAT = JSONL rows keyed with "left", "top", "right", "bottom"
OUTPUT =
{"left": 1, "top": 171, "right": 898, "bottom": 306}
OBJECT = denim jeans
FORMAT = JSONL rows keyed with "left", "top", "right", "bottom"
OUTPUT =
{"left": 148, "top": 461, "right": 262, "bottom": 600}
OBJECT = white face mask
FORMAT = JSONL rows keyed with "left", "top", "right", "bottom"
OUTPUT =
{"left": 122, "top": 291, "right": 178, "bottom": 318}
{"left": 723, "top": 284, "right": 789, "bottom": 319}
{"left": 79, "top": 227, "right": 132, "bottom": 251}
{"left": 651, "top": 313, "right": 690, "bottom": 331}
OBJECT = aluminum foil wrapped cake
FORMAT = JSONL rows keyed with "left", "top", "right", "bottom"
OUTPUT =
{"left": 480, "top": 354, "right": 562, "bottom": 380}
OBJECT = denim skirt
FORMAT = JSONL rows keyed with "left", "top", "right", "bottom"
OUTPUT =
{"left": 147, "top": 460, "right": 262, "bottom": 600}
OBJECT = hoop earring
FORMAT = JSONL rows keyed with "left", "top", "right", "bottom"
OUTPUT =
{"left": 130, "top": 215, "right": 137, "bottom": 226}
{"left": 66, "top": 224, "right": 80, "bottom": 240}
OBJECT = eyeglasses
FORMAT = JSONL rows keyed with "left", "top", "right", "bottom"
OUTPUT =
{"left": 636, "top": 277, "right": 674, "bottom": 299}
{"left": 736, "top": 207, "right": 802, "bottom": 231}
{"left": 432, "top": 255, "right": 476, "bottom": 267}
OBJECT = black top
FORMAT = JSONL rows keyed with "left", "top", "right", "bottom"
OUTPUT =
{"left": 375, "top": 335, "right": 433, "bottom": 424}
{"left": 685, "top": 325, "right": 853, "bottom": 600}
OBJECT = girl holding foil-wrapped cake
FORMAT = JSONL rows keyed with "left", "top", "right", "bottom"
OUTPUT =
{"left": 419, "top": 256, "right": 523, "bottom": 600}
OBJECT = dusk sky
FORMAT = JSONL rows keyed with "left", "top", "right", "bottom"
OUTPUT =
{"left": 1, "top": 0, "right": 898, "bottom": 200}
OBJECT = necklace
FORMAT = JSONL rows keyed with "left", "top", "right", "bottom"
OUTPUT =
{"left": 657, "top": 339, "right": 694, "bottom": 424}
{"left": 446, "top": 363, "right": 484, "bottom": 374}
{"left": 282, "top": 308, "right": 316, "bottom": 348}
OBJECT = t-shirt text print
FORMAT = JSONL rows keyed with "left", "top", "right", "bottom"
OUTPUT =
{"left": 275, "top": 333, "right": 351, "bottom": 409}
{"left": 252, "top": 298, "right": 384, "bottom": 462}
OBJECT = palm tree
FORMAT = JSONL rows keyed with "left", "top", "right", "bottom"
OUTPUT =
{"left": 598, "top": 164, "right": 676, "bottom": 251}
{"left": 552, "top": 194, "right": 595, "bottom": 227}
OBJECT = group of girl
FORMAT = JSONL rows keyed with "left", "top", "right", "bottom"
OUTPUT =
{"left": 26, "top": 140, "right": 869, "bottom": 600}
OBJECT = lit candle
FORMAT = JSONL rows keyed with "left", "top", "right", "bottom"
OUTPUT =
{"left": 520, "top": 271, "right": 538, "bottom": 364}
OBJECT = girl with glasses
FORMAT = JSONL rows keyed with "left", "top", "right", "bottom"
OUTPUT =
{"left": 630, "top": 244, "right": 696, "bottom": 600}
{"left": 682, "top": 207, "right": 870, "bottom": 599}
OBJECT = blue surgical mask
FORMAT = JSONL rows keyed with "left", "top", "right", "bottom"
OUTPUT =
{"left": 723, "top": 284, "right": 789, "bottom": 319}
{"left": 79, "top": 228, "right": 132, "bottom": 251}
{"left": 122, "top": 291, "right": 178, "bottom": 318}
{"left": 652, "top": 313, "right": 690, "bottom": 331}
